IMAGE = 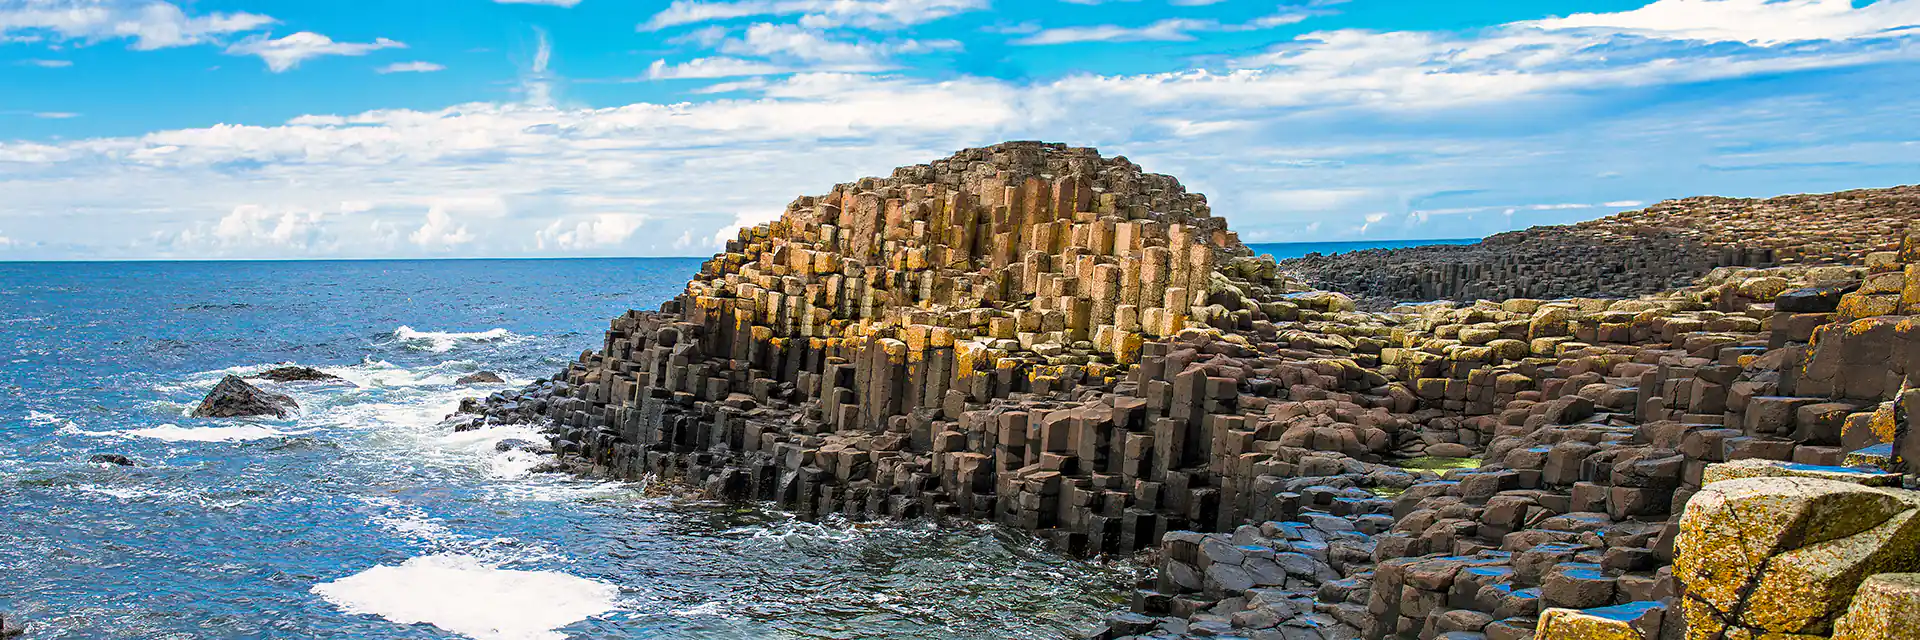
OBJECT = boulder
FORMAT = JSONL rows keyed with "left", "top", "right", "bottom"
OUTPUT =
{"left": 0, "top": 612, "right": 20, "bottom": 638}
{"left": 1775, "top": 284, "right": 1857, "bottom": 313}
{"left": 88, "top": 453, "right": 133, "bottom": 466}
{"left": 456, "top": 371, "right": 506, "bottom": 385}
{"left": 495, "top": 438, "right": 545, "bottom": 453}
{"left": 254, "top": 366, "right": 342, "bottom": 383}
{"left": 1535, "top": 601, "right": 1665, "bottom": 639}
{"left": 191, "top": 375, "right": 297, "bottom": 418}
{"left": 1675, "top": 477, "right": 1920, "bottom": 637}
{"left": 1832, "top": 573, "right": 1920, "bottom": 640}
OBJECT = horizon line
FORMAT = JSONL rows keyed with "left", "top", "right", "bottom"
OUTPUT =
{"left": 0, "top": 237, "right": 1486, "bottom": 265}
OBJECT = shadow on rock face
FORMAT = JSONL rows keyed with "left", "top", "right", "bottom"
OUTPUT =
{"left": 192, "top": 375, "right": 298, "bottom": 418}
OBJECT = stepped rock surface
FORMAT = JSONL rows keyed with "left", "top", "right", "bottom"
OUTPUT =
{"left": 1282, "top": 187, "right": 1919, "bottom": 307}
{"left": 463, "top": 142, "right": 1920, "bottom": 640}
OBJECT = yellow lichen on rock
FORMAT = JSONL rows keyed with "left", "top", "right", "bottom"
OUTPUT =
{"left": 1676, "top": 477, "right": 1920, "bottom": 638}
{"left": 1831, "top": 573, "right": 1920, "bottom": 640}
{"left": 1537, "top": 603, "right": 1665, "bottom": 640}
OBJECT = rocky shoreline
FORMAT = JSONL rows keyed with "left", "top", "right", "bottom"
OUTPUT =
{"left": 461, "top": 141, "right": 1920, "bottom": 640}
{"left": 1279, "top": 187, "right": 1916, "bottom": 308}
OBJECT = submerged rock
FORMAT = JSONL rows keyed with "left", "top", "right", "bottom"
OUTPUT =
{"left": 0, "top": 612, "right": 23, "bottom": 638}
{"left": 455, "top": 371, "right": 506, "bottom": 385}
{"left": 88, "top": 453, "right": 133, "bottom": 466}
{"left": 446, "top": 415, "right": 484, "bottom": 432}
{"left": 254, "top": 366, "right": 342, "bottom": 383}
{"left": 191, "top": 375, "right": 297, "bottom": 418}
{"left": 494, "top": 438, "right": 545, "bottom": 453}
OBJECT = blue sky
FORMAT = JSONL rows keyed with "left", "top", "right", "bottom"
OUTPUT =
{"left": 1, "top": 0, "right": 1917, "bottom": 259}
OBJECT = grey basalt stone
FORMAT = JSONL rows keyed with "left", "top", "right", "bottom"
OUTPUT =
{"left": 191, "top": 375, "right": 297, "bottom": 418}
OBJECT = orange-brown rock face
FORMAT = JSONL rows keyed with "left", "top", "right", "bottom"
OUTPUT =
{"left": 684, "top": 141, "right": 1245, "bottom": 398}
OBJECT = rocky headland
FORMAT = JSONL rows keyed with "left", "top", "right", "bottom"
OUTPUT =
{"left": 461, "top": 141, "right": 1920, "bottom": 640}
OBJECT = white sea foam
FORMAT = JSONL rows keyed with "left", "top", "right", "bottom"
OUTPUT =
{"left": 312, "top": 554, "right": 619, "bottom": 640}
{"left": 370, "top": 504, "right": 456, "bottom": 542}
{"left": 71, "top": 484, "right": 151, "bottom": 500}
{"left": 120, "top": 423, "right": 293, "bottom": 442}
{"left": 391, "top": 326, "right": 517, "bottom": 353}
{"left": 68, "top": 483, "right": 252, "bottom": 509}
{"left": 671, "top": 601, "right": 730, "bottom": 617}
{"left": 324, "top": 357, "right": 470, "bottom": 387}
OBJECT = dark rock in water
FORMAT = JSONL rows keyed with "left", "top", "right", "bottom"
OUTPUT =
{"left": 449, "top": 416, "right": 484, "bottom": 432}
{"left": 455, "top": 397, "right": 485, "bottom": 415}
{"left": 192, "top": 375, "right": 297, "bottom": 418}
{"left": 1774, "top": 283, "right": 1857, "bottom": 313}
{"left": 89, "top": 453, "right": 134, "bottom": 466}
{"left": 254, "top": 366, "right": 342, "bottom": 383}
{"left": 0, "top": 612, "right": 24, "bottom": 638}
{"left": 529, "top": 461, "right": 569, "bottom": 474}
{"left": 494, "top": 438, "right": 544, "bottom": 453}
{"left": 455, "top": 371, "right": 506, "bottom": 385}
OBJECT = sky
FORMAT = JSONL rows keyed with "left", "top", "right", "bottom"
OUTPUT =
{"left": 1, "top": 0, "right": 1918, "bottom": 260}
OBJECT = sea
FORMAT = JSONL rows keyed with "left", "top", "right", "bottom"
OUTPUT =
{"left": 0, "top": 239, "right": 1464, "bottom": 640}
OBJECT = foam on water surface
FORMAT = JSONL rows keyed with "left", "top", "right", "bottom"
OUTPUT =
{"left": 391, "top": 326, "right": 518, "bottom": 353}
{"left": 60, "top": 422, "right": 299, "bottom": 442}
{"left": 123, "top": 423, "right": 295, "bottom": 442}
{"left": 312, "top": 554, "right": 620, "bottom": 640}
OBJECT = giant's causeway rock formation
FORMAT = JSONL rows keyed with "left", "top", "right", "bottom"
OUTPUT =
{"left": 464, "top": 142, "right": 1920, "bottom": 640}
{"left": 1281, "top": 187, "right": 1919, "bottom": 306}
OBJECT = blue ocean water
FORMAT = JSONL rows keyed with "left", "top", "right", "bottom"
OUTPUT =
{"left": 0, "top": 259, "right": 1140, "bottom": 640}
{"left": 1247, "top": 239, "right": 1478, "bottom": 261}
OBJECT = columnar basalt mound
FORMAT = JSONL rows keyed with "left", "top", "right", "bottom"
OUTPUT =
{"left": 1280, "top": 186, "right": 1920, "bottom": 306}
{"left": 467, "top": 145, "right": 1920, "bottom": 640}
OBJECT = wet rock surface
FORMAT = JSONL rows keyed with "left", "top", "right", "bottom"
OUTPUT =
{"left": 88, "top": 453, "right": 133, "bottom": 466}
{"left": 254, "top": 366, "right": 342, "bottom": 383}
{"left": 191, "top": 375, "right": 297, "bottom": 418}
{"left": 461, "top": 142, "right": 1920, "bottom": 640}
{"left": 455, "top": 371, "right": 505, "bottom": 385}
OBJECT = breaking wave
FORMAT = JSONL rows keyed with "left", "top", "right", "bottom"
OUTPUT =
{"left": 390, "top": 326, "right": 518, "bottom": 353}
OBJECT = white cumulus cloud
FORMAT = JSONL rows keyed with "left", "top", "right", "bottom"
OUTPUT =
{"left": 226, "top": 31, "right": 405, "bottom": 73}
{"left": 410, "top": 206, "right": 475, "bottom": 250}
{"left": 648, "top": 56, "right": 790, "bottom": 79}
{"left": 641, "top": 0, "right": 987, "bottom": 31}
{"left": 536, "top": 214, "right": 649, "bottom": 251}
{"left": 0, "top": 0, "right": 275, "bottom": 50}
{"left": 378, "top": 61, "right": 445, "bottom": 74}
{"left": 1529, "top": 0, "right": 1920, "bottom": 45}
